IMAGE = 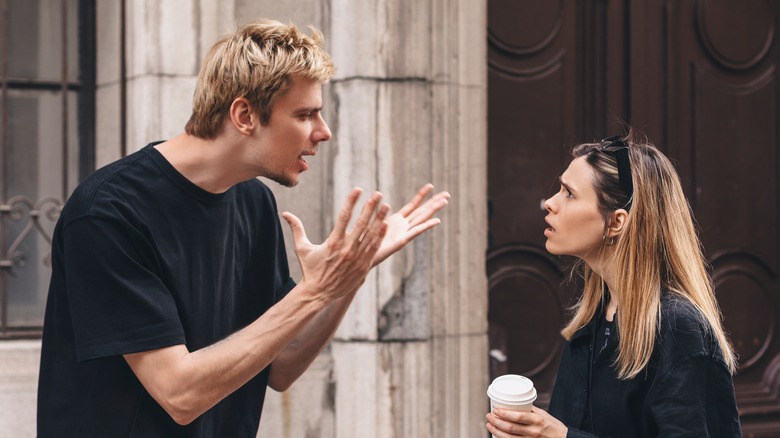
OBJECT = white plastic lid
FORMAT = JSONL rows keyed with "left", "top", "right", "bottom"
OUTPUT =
{"left": 487, "top": 374, "right": 537, "bottom": 404}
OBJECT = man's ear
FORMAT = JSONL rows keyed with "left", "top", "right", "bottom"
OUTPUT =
{"left": 607, "top": 208, "right": 628, "bottom": 238}
{"left": 229, "top": 97, "right": 257, "bottom": 135}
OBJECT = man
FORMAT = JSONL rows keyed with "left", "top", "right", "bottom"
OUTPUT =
{"left": 37, "top": 19, "right": 448, "bottom": 436}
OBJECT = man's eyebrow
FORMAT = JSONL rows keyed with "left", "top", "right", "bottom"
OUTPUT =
{"left": 293, "top": 106, "right": 322, "bottom": 114}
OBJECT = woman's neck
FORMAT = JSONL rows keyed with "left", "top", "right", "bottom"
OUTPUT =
{"left": 589, "top": 260, "right": 619, "bottom": 322}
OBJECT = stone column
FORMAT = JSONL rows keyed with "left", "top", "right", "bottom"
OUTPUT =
{"left": 325, "top": 0, "right": 489, "bottom": 436}
{"left": 123, "top": 0, "right": 235, "bottom": 154}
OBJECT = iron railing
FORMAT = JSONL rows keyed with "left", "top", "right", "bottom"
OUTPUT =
{"left": 0, "top": 0, "right": 94, "bottom": 338}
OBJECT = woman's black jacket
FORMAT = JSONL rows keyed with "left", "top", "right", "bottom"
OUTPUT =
{"left": 547, "top": 293, "right": 742, "bottom": 437}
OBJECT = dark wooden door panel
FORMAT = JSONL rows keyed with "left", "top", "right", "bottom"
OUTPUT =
{"left": 488, "top": 0, "right": 780, "bottom": 433}
{"left": 661, "top": 1, "right": 780, "bottom": 434}
{"left": 487, "top": 0, "right": 581, "bottom": 405}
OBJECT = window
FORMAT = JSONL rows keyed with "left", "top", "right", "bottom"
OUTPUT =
{"left": 0, "top": 0, "right": 94, "bottom": 337}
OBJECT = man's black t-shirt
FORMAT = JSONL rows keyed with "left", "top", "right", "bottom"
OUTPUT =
{"left": 37, "top": 143, "right": 295, "bottom": 437}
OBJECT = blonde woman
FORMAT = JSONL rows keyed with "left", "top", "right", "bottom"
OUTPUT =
{"left": 486, "top": 132, "right": 741, "bottom": 437}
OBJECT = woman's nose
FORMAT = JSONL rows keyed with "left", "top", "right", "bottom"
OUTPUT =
{"left": 543, "top": 196, "right": 554, "bottom": 212}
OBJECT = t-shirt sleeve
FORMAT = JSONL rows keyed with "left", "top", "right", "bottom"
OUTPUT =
{"left": 63, "top": 215, "right": 185, "bottom": 362}
{"left": 275, "top": 276, "right": 296, "bottom": 303}
{"left": 270, "top": 203, "right": 296, "bottom": 303}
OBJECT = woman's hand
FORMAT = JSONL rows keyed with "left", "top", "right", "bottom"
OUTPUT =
{"left": 486, "top": 407, "right": 568, "bottom": 438}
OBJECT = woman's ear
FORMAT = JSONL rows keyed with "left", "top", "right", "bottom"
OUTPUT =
{"left": 228, "top": 97, "right": 256, "bottom": 135}
{"left": 607, "top": 208, "right": 628, "bottom": 238}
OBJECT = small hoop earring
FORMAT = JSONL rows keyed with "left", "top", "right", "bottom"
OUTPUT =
{"left": 606, "top": 236, "right": 616, "bottom": 246}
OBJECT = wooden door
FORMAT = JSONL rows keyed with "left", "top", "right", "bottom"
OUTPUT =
{"left": 487, "top": 1, "right": 780, "bottom": 434}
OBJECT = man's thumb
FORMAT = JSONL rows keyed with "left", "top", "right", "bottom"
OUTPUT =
{"left": 281, "top": 212, "right": 311, "bottom": 247}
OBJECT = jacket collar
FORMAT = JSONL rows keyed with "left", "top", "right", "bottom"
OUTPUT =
{"left": 569, "top": 287, "right": 609, "bottom": 343}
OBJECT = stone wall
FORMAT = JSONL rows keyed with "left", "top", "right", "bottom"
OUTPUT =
{"left": 0, "top": 1, "right": 488, "bottom": 436}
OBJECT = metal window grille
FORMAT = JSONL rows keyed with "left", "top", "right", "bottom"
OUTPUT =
{"left": 0, "top": 0, "right": 94, "bottom": 338}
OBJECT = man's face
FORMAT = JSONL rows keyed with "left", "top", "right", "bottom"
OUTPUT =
{"left": 254, "top": 76, "right": 331, "bottom": 187}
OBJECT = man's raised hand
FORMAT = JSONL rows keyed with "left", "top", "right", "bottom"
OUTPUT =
{"left": 372, "top": 184, "right": 450, "bottom": 266}
{"left": 281, "top": 188, "right": 390, "bottom": 302}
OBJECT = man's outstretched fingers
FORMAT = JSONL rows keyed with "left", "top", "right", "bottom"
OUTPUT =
{"left": 407, "top": 191, "right": 450, "bottom": 226}
{"left": 406, "top": 217, "right": 442, "bottom": 241}
{"left": 332, "top": 188, "right": 364, "bottom": 239}
{"left": 351, "top": 192, "right": 383, "bottom": 244}
{"left": 397, "top": 184, "right": 434, "bottom": 218}
{"left": 360, "top": 203, "right": 391, "bottom": 250}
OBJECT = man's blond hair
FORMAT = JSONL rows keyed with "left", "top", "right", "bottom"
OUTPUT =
{"left": 185, "top": 19, "right": 335, "bottom": 139}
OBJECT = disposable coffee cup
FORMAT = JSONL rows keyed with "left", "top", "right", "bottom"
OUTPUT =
{"left": 487, "top": 374, "right": 537, "bottom": 437}
{"left": 487, "top": 374, "right": 537, "bottom": 412}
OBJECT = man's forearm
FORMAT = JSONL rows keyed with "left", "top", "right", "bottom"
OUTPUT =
{"left": 124, "top": 281, "right": 330, "bottom": 425}
{"left": 268, "top": 286, "right": 360, "bottom": 390}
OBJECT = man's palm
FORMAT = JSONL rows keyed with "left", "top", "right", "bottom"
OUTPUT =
{"left": 373, "top": 184, "right": 450, "bottom": 266}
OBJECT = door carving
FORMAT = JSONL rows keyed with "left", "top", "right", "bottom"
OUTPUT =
{"left": 488, "top": 0, "right": 780, "bottom": 434}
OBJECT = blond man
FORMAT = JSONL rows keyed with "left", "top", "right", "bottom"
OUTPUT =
{"left": 38, "top": 19, "right": 448, "bottom": 436}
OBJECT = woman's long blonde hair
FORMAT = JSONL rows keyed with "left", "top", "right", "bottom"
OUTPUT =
{"left": 560, "top": 131, "right": 737, "bottom": 378}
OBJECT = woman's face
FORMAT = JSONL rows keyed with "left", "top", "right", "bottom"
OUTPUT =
{"left": 543, "top": 156, "right": 607, "bottom": 262}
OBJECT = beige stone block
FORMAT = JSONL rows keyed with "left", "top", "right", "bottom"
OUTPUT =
{"left": 431, "top": 0, "right": 487, "bottom": 87}
{"left": 456, "top": 0, "right": 488, "bottom": 87}
{"left": 430, "top": 334, "right": 489, "bottom": 438}
{"left": 160, "top": 75, "right": 198, "bottom": 139}
{"left": 235, "top": 0, "right": 323, "bottom": 31}
{"left": 198, "top": 0, "right": 236, "bottom": 62}
{"left": 329, "top": 80, "right": 380, "bottom": 196}
{"left": 159, "top": 0, "right": 198, "bottom": 75}
{"left": 332, "top": 341, "right": 432, "bottom": 438}
{"left": 257, "top": 348, "right": 335, "bottom": 437}
{"left": 330, "top": 0, "right": 431, "bottom": 79}
{"left": 0, "top": 341, "right": 41, "bottom": 437}
{"left": 125, "top": 76, "right": 160, "bottom": 152}
{"left": 96, "top": 0, "right": 121, "bottom": 86}
{"left": 126, "top": 0, "right": 197, "bottom": 77}
{"left": 430, "top": 83, "right": 488, "bottom": 337}
{"left": 126, "top": 75, "right": 196, "bottom": 152}
{"left": 329, "top": 2, "right": 382, "bottom": 78}
{"left": 95, "top": 82, "right": 122, "bottom": 167}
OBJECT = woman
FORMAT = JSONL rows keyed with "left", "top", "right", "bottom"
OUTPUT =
{"left": 486, "top": 132, "right": 741, "bottom": 437}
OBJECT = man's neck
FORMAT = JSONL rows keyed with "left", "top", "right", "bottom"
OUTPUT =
{"left": 154, "top": 133, "right": 251, "bottom": 194}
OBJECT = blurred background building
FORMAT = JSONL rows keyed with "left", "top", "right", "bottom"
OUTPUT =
{"left": 0, "top": 0, "right": 778, "bottom": 436}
